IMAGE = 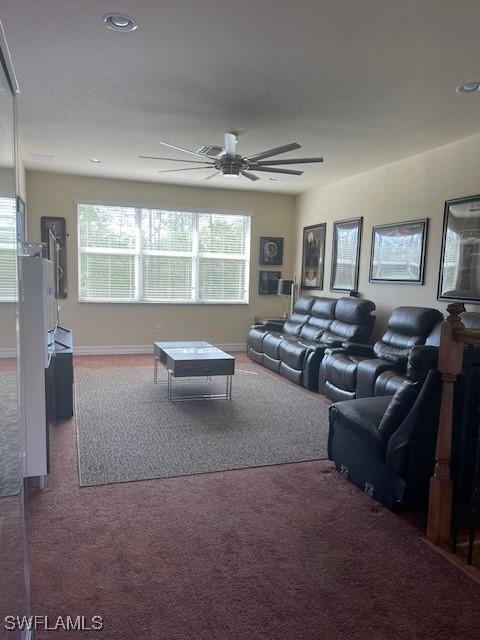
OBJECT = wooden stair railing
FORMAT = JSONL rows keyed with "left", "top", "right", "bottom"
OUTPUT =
{"left": 427, "top": 303, "right": 480, "bottom": 548}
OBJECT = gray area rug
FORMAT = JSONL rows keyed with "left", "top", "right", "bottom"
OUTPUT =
{"left": 75, "top": 363, "right": 330, "bottom": 486}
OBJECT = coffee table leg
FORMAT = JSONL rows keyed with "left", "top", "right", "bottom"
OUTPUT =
{"left": 226, "top": 375, "right": 232, "bottom": 400}
{"left": 167, "top": 370, "right": 172, "bottom": 401}
{"left": 154, "top": 355, "right": 158, "bottom": 383}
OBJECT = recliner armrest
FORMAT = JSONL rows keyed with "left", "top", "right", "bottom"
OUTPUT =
{"left": 322, "top": 338, "right": 344, "bottom": 348}
{"left": 381, "top": 353, "right": 408, "bottom": 369}
{"left": 341, "top": 342, "right": 375, "bottom": 357}
{"left": 250, "top": 321, "right": 285, "bottom": 331}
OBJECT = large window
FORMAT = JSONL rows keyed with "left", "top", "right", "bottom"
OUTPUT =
{"left": 0, "top": 196, "right": 17, "bottom": 302}
{"left": 78, "top": 204, "right": 251, "bottom": 303}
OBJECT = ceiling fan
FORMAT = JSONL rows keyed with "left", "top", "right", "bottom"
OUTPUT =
{"left": 139, "top": 132, "right": 324, "bottom": 181}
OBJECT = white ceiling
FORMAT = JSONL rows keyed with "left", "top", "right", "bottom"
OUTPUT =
{"left": 2, "top": 0, "right": 480, "bottom": 194}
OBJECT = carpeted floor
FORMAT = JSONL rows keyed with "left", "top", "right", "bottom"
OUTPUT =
{"left": 75, "top": 361, "right": 330, "bottom": 486}
{"left": 26, "top": 356, "right": 480, "bottom": 640}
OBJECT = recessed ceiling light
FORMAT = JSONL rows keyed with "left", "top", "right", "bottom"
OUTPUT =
{"left": 103, "top": 13, "right": 138, "bottom": 32}
{"left": 269, "top": 177, "right": 281, "bottom": 181}
{"left": 29, "top": 153, "right": 55, "bottom": 163}
{"left": 456, "top": 82, "right": 480, "bottom": 94}
{"left": 90, "top": 158, "right": 102, "bottom": 163}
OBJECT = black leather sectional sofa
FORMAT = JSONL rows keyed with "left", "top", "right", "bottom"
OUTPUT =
{"left": 247, "top": 296, "right": 376, "bottom": 390}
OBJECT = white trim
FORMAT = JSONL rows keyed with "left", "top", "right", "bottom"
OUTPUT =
{"left": 74, "top": 343, "right": 246, "bottom": 355}
{"left": 0, "top": 347, "right": 16, "bottom": 358}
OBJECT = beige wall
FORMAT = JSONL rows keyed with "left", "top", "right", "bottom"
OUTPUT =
{"left": 295, "top": 132, "right": 480, "bottom": 338}
{"left": 25, "top": 171, "right": 295, "bottom": 349}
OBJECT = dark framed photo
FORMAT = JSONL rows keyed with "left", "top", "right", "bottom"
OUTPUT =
{"left": 330, "top": 217, "right": 363, "bottom": 292}
{"left": 301, "top": 223, "right": 326, "bottom": 289}
{"left": 369, "top": 219, "right": 428, "bottom": 285}
{"left": 16, "top": 196, "right": 26, "bottom": 243}
{"left": 259, "top": 237, "right": 283, "bottom": 265}
{"left": 438, "top": 194, "right": 480, "bottom": 304}
{"left": 258, "top": 270, "right": 281, "bottom": 295}
{"left": 41, "top": 216, "right": 68, "bottom": 299}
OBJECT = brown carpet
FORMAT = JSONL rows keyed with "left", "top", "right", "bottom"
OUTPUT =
{"left": 27, "top": 361, "right": 480, "bottom": 640}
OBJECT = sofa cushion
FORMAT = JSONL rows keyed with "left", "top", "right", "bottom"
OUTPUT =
{"left": 299, "top": 297, "right": 337, "bottom": 341}
{"left": 279, "top": 339, "right": 309, "bottom": 371}
{"left": 335, "top": 297, "right": 376, "bottom": 325}
{"left": 329, "top": 396, "right": 390, "bottom": 457}
{"left": 326, "top": 353, "right": 366, "bottom": 392}
{"left": 248, "top": 326, "right": 269, "bottom": 353}
{"left": 283, "top": 312, "right": 310, "bottom": 337}
{"left": 262, "top": 332, "right": 285, "bottom": 358}
{"left": 374, "top": 370, "right": 406, "bottom": 396}
{"left": 378, "top": 381, "right": 420, "bottom": 441}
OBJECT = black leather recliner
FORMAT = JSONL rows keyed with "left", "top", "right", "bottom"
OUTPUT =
{"left": 319, "top": 306, "right": 443, "bottom": 401}
{"left": 374, "top": 311, "right": 480, "bottom": 396}
{"left": 247, "top": 295, "right": 376, "bottom": 390}
{"left": 328, "top": 360, "right": 442, "bottom": 509}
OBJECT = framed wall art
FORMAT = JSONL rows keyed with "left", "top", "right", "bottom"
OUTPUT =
{"left": 41, "top": 216, "right": 68, "bottom": 298}
{"left": 330, "top": 217, "right": 362, "bottom": 292}
{"left": 438, "top": 194, "right": 480, "bottom": 304}
{"left": 258, "top": 270, "right": 281, "bottom": 295}
{"left": 301, "top": 223, "right": 326, "bottom": 289}
{"left": 259, "top": 237, "right": 283, "bottom": 265}
{"left": 369, "top": 218, "right": 428, "bottom": 285}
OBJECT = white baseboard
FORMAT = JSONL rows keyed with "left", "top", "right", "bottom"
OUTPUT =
{"left": 74, "top": 343, "right": 246, "bottom": 356}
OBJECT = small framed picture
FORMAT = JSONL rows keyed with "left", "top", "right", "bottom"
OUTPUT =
{"left": 330, "top": 217, "right": 363, "bottom": 292}
{"left": 369, "top": 219, "right": 428, "bottom": 284}
{"left": 438, "top": 194, "right": 480, "bottom": 303}
{"left": 301, "top": 223, "right": 326, "bottom": 289}
{"left": 260, "top": 237, "right": 284, "bottom": 265}
{"left": 259, "top": 270, "right": 281, "bottom": 295}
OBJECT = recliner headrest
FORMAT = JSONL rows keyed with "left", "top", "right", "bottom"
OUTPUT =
{"left": 334, "top": 297, "right": 376, "bottom": 325}
{"left": 293, "top": 296, "right": 315, "bottom": 315}
{"left": 311, "top": 297, "right": 337, "bottom": 319}
{"left": 387, "top": 307, "right": 443, "bottom": 337}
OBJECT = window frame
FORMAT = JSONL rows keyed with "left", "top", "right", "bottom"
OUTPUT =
{"left": 77, "top": 201, "right": 252, "bottom": 305}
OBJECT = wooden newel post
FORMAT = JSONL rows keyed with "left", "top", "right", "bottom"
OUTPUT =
{"left": 427, "top": 303, "right": 465, "bottom": 547}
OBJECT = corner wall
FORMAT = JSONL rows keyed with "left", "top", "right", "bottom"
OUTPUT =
{"left": 294, "top": 132, "right": 480, "bottom": 336}
{"left": 25, "top": 171, "right": 296, "bottom": 351}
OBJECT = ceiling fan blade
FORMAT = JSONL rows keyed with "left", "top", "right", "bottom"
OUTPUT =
{"left": 205, "top": 172, "right": 221, "bottom": 180}
{"left": 139, "top": 155, "right": 214, "bottom": 164}
{"left": 249, "top": 166, "right": 303, "bottom": 176}
{"left": 158, "top": 141, "right": 216, "bottom": 159}
{"left": 255, "top": 157, "right": 324, "bottom": 166}
{"left": 241, "top": 170, "right": 260, "bottom": 181}
{"left": 224, "top": 132, "right": 237, "bottom": 159}
{"left": 157, "top": 166, "right": 215, "bottom": 174}
{"left": 245, "top": 142, "right": 301, "bottom": 162}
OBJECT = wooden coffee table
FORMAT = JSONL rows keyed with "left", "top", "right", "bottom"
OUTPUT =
{"left": 153, "top": 341, "right": 235, "bottom": 402}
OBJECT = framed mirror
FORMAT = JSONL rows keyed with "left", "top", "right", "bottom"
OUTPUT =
{"left": 330, "top": 217, "right": 362, "bottom": 292}
{"left": 438, "top": 195, "right": 480, "bottom": 304}
{"left": 369, "top": 219, "right": 428, "bottom": 285}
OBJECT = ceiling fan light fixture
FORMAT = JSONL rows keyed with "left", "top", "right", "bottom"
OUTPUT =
{"left": 103, "top": 13, "right": 138, "bottom": 32}
{"left": 456, "top": 82, "right": 480, "bottom": 94}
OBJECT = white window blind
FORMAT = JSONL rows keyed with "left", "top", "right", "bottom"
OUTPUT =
{"left": 78, "top": 204, "right": 251, "bottom": 303}
{"left": 0, "top": 197, "right": 17, "bottom": 302}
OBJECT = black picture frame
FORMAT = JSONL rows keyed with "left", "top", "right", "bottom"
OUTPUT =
{"left": 16, "top": 196, "right": 26, "bottom": 243}
{"left": 369, "top": 218, "right": 428, "bottom": 285}
{"left": 438, "top": 194, "right": 480, "bottom": 304}
{"left": 301, "top": 223, "right": 326, "bottom": 290}
{"left": 258, "top": 270, "right": 281, "bottom": 295}
{"left": 259, "top": 237, "right": 283, "bottom": 265}
{"left": 330, "top": 217, "right": 363, "bottom": 292}
{"left": 41, "top": 216, "right": 68, "bottom": 299}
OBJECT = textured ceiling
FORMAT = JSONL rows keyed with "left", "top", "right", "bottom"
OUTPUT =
{"left": 2, "top": 0, "right": 480, "bottom": 194}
